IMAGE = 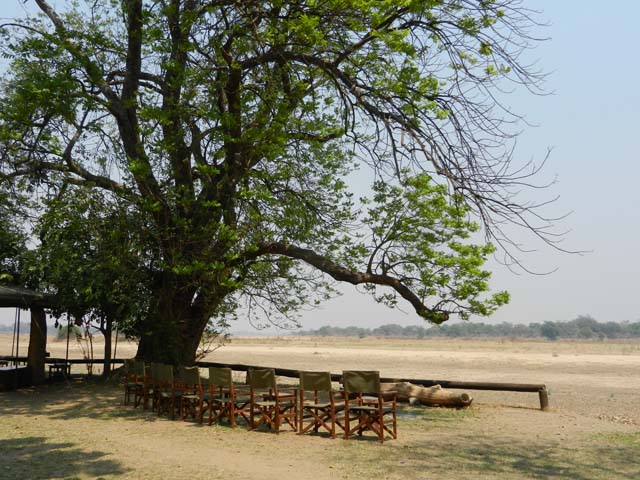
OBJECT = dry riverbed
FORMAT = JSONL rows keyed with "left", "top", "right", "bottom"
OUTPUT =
{"left": 1, "top": 335, "right": 639, "bottom": 479}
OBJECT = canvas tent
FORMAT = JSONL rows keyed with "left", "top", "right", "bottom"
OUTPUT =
{"left": 0, "top": 284, "right": 54, "bottom": 308}
{"left": 0, "top": 285, "right": 56, "bottom": 385}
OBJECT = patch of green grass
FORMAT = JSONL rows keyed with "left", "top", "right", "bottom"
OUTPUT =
{"left": 592, "top": 432, "right": 640, "bottom": 447}
{"left": 330, "top": 414, "right": 640, "bottom": 480}
{"left": 398, "top": 405, "right": 474, "bottom": 429}
{"left": 333, "top": 438, "right": 640, "bottom": 480}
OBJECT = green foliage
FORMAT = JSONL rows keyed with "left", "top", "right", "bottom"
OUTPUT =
{"left": 360, "top": 173, "right": 509, "bottom": 321}
{"left": 55, "top": 324, "right": 83, "bottom": 342}
{"left": 0, "top": 189, "right": 28, "bottom": 286}
{"left": 540, "top": 321, "right": 559, "bottom": 341}
{"left": 36, "top": 188, "right": 149, "bottom": 336}
{"left": 0, "top": 1, "right": 546, "bottom": 362}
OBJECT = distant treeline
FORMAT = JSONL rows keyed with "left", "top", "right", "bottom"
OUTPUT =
{"left": 4, "top": 316, "right": 640, "bottom": 340}
{"left": 0, "top": 324, "right": 29, "bottom": 334}
{"left": 298, "top": 316, "right": 640, "bottom": 340}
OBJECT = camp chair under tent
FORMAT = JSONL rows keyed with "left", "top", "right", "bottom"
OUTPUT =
{"left": 142, "top": 362, "right": 158, "bottom": 411}
{"left": 123, "top": 359, "right": 145, "bottom": 407}
{"left": 147, "top": 363, "right": 164, "bottom": 411}
{"left": 342, "top": 370, "right": 397, "bottom": 443}
{"left": 155, "top": 364, "right": 181, "bottom": 419}
{"left": 177, "top": 366, "right": 202, "bottom": 421}
{"left": 298, "top": 370, "right": 344, "bottom": 438}
{"left": 203, "top": 367, "right": 251, "bottom": 427}
{"left": 248, "top": 368, "right": 297, "bottom": 433}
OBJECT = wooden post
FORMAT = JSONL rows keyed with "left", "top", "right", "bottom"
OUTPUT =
{"left": 27, "top": 307, "right": 47, "bottom": 384}
{"left": 195, "top": 361, "right": 551, "bottom": 411}
{"left": 102, "top": 316, "right": 113, "bottom": 378}
{"left": 538, "top": 387, "right": 550, "bottom": 411}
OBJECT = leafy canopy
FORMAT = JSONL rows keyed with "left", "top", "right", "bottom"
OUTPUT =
{"left": 0, "top": 0, "right": 550, "bottom": 344}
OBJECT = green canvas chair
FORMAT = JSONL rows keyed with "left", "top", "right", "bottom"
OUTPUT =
{"left": 298, "top": 370, "right": 344, "bottom": 438}
{"left": 155, "top": 364, "right": 181, "bottom": 419}
{"left": 248, "top": 368, "right": 297, "bottom": 433}
{"left": 177, "top": 366, "right": 202, "bottom": 421}
{"left": 123, "top": 359, "right": 145, "bottom": 407}
{"left": 342, "top": 370, "right": 397, "bottom": 443}
{"left": 203, "top": 367, "right": 250, "bottom": 427}
{"left": 143, "top": 362, "right": 159, "bottom": 411}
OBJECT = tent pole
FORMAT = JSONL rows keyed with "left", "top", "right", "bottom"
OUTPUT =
{"left": 65, "top": 315, "right": 71, "bottom": 363}
{"left": 63, "top": 315, "right": 72, "bottom": 383}
{"left": 15, "top": 308, "right": 21, "bottom": 366}
{"left": 11, "top": 307, "right": 17, "bottom": 363}
{"left": 113, "top": 326, "right": 119, "bottom": 362}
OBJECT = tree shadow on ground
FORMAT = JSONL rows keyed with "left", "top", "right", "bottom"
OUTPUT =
{"left": 336, "top": 430, "right": 640, "bottom": 479}
{"left": 0, "top": 436, "right": 129, "bottom": 480}
{"left": 0, "top": 380, "right": 163, "bottom": 423}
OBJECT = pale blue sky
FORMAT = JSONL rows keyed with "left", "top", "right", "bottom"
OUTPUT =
{"left": 312, "top": 1, "right": 640, "bottom": 330}
{"left": 0, "top": 1, "right": 638, "bottom": 332}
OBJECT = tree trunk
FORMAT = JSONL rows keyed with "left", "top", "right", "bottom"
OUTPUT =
{"left": 102, "top": 316, "right": 113, "bottom": 378}
{"left": 381, "top": 382, "right": 473, "bottom": 408}
{"left": 136, "top": 316, "right": 209, "bottom": 365}
{"left": 27, "top": 307, "right": 47, "bottom": 385}
{"left": 135, "top": 285, "right": 214, "bottom": 365}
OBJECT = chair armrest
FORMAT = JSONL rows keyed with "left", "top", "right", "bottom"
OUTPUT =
{"left": 275, "top": 387, "right": 298, "bottom": 399}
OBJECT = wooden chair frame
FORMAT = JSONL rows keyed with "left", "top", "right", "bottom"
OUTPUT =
{"left": 248, "top": 368, "right": 297, "bottom": 433}
{"left": 298, "top": 371, "right": 343, "bottom": 438}
{"left": 342, "top": 370, "right": 397, "bottom": 443}
{"left": 144, "top": 362, "right": 160, "bottom": 411}
{"left": 178, "top": 366, "right": 202, "bottom": 421}
{"left": 155, "top": 364, "right": 180, "bottom": 420}
{"left": 202, "top": 367, "right": 250, "bottom": 427}
{"left": 123, "top": 359, "right": 145, "bottom": 407}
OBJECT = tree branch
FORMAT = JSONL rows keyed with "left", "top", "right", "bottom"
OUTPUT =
{"left": 250, "top": 242, "right": 449, "bottom": 323}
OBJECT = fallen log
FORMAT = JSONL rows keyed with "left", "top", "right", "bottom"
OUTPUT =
{"left": 381, "top": 382, "right": 473, "bottom": 408}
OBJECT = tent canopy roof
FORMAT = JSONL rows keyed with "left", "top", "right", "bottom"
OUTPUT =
{"left": 0, "top": 285, "right": 56, "bottom": 309}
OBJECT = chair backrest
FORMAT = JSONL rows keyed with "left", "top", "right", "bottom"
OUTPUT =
{"left": 124, "top": 359, "right": 135, "bottom": 374}
{"left": 299, "top": 371, "right": 332, "bottom": 392}
{"left": 178, "top": 366, "right": 200, "bottom": 386}
{"left": 342, "top": 371, "right": 380, "bottom": 395}
{"left": 124, "top": 358, "right": 144, "bottom": 376}
{"left": 149, "top": 362, "right": 161, "bottom": 381}
{"left": 209, "top": 367, "right": 233, "bottom": 388}
{"left": 246, "top": 368, "right": 276, "bottom": 389}
{"left": 153, "top": 363, "right": 174, "bottom": 384}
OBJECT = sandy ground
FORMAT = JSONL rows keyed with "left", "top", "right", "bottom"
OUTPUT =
{"left": 1, "top": 335, "right": 639, "bottom": 479}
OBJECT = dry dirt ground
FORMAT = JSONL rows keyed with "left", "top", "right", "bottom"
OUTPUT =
{"left": 1, "top": 335, "right": 639, "bottom": 479}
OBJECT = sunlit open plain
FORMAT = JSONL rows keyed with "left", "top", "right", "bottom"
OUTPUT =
{"left": 1, "top": 334, "right": 639, "bottom": 479}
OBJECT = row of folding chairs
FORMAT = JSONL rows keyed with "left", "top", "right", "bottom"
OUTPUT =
{"left": 123, "top": 360, "right": 397, "bottom": 443}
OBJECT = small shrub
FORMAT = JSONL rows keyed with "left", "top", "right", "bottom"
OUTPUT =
{"left": 55, "top": 324, "right": 82, "bottom": 342}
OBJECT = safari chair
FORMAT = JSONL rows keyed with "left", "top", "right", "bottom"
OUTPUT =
{"left": 248, "top": 368, "right": 297, "bottom": 433}
{"left": 155, "top": 364, "right": 181, "bottom": 420}
{"left": 143, "top": 362, "right": 160, "bottom": 411}
{"left": 203, "top": 367, "right": 251, "bottom": 427}
{"left": 298, "top": 370, "right": 344, "bottom": 438}
{"left": 177, "top": 366, "right": 202, "bottom": 421}
{"left": 342, "top": 370, "right": 397, "bottom": 443}
{"left": 123, "top": 359, "right": 145, "bottom": 407}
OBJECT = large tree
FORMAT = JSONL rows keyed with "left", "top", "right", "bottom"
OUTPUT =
{"left": 0, "top": 0, "right": 551, "bottom": 363}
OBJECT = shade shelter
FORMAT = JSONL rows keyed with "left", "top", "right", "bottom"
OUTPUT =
{"left": 0, "top": 285, "right": 56, "bottom": 386}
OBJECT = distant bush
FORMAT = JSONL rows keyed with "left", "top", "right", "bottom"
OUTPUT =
{"left": 298, "top": 315, "right": 640, "bottom": 340}
{"left": 55, "top": 324, "right": 83, "bottom": 342}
